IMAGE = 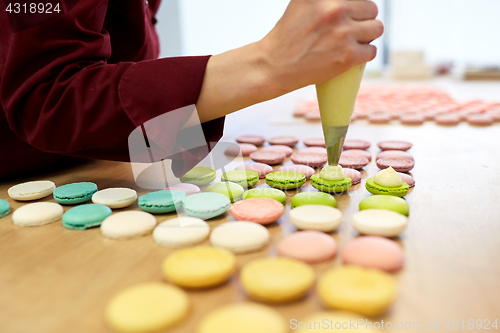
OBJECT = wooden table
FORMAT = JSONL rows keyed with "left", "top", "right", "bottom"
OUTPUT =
{"left": 1, "top": 80, "right": 499, "bottom": 333}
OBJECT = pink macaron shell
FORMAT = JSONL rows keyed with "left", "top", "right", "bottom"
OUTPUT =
{"left": 164, "top": 183, "right": 201, "bottom": 196}
{"left": 342, "top": 139, "right": 371, "bottom": 150}
{"left": 303, "top": 138, "right": 326, "bottom": 148}
{"left": 377, "top": 140, "right": 413, "bottom": 151}
{"left": 260, "top": 145, "right": 293, "bottom": 157}
{"left": 230, "top": 198, "right": 284, "bottom": 225}
{"left": 486, "top": 110, "right": 500, "bottom": 121}
{"left": 399, "top": 172, "right": 415, "bottom": 188}
{"left": 342, "top": 236, "right": 404, "bottom": 272}
{"left": 236, "top": 135, "right": 266, "bottom": 146}
{"left": 278, "top": 231, "right": 337, "bottom": 264}
{"left": 278, "top": 165, "right": 315, "bottom": 179}
{"left": 467, "top": 114, "right": 494, "bottom": 126}
{"left": 368, "top": 112, "right": 391, "bottom": 123}
{"left": 290, "top": 153, "right": 327, "bottom": 168}
{"left": 376, "top": 158, "right": 415, "bottom": 173}
{"left": 343, "top": 168, "right": 362, "bottom": 185}
{"left": 225, "top": 143, "right": 258, "bottom": 157}
{"left": 341, "top": 149, "right": 372, "bottom": 162}
{"left": 376, "top": 150, "right": 414, "bottom": 162}
{"left": 305, "top": 111, "right": 322, "bottom": 121}
{"left": 434, "top": 114, "right": 460, "bottom": 126}
{"left": 338, "top": 156, "right": 369, "bottom": 170}
{"left": 235, "top": 163, "right": 273, "bottom": 179}
{"left": 268, "top": 136, "right": 299, "bottom": 147}
{"left": 297, "top": 147, "right": 327, "bottom": 156}
{"left": 249, "top": 151, "right": 286, "bottom": 165}
{"left": 400, "top": 113, "right": 425, "bottom": 125}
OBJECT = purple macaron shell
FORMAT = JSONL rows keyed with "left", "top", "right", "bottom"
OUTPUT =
{"left": 376, "top": 158, "right": 415, "bottom": 173}
{"left": 278, "top": 165, "right": 316, "bottom": 179}
{"left": 343, "top": 139, "right": 371, "bottom": 150}
{"left": 376, "top": 150, "right": 414, "bottom": 162}
{"left": 377, "top": 140, "right": 413, "bottom": 151}
{"left": 338, "top": 156, "right": 369, "bottom": 170}
{"left": 341, "top": 149, "right": 372, "bottom": 162}
{"left": 249, "top": 151, "right": 286, "bottom": 165}
{"left": 290, "top": 153, "right": 327, "bottom": 168}
{"left": 235, "top": 163, "right": 274, "bottom": 178}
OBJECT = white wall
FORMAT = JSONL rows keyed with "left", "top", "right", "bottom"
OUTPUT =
{"left": 174, "top": 0, "right": 385, "bottom": 72}
{"left": 389, "top": 0, "right": 500, "bottom": 66}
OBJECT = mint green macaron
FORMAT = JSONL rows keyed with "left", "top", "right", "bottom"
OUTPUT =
{"left": 206, "top": 182, "right": 245, "bottom": 203}
{"left": 359, "top": 195, "right": 409, "bottom": 216}
{"left": 365, "top": 178, "right": 409, "bottom": 197}
{"left": 0, "top": 199, "right": 11, "bottom": 218}
{"left": 310, "top": 174, "right": 352, "bottom": 194}
{"left": 265, "top": 171, "right": 306, "bottom": 190}
{"left": 182, "top": 192, "right": 231, "bottom": 220}
{"left": 62, "top": 204, "right": 112, "bottom": 230}
{"left": 138, "top": 190, "right": 186, "bottom": 214}
{"left": 243, "top": 188, "right": 287, "bottom": 204}
{"left": 180, "top": 166, "right": 216, "bottom": 186}
{"left": 221, "top": 170, "right": 259, "bottom": 187}
{"left": 53, "top": 182, "right": 98, "bottom": 205}
{"left": 291, "top": 192, "right": 336, "bottom": 208}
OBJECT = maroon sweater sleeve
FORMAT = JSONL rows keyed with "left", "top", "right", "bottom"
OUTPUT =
{"left": 0, "top": 0, "right": 224, "bottom": 177}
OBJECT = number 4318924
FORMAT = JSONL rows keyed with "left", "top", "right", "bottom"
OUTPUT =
{"left": 5, "top": 3, "right": 61, "bottom": 14}
{"left": 444, "top": 319, "right": 498, "bottom": 329}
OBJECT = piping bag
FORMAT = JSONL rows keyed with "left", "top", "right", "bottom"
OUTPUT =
{"left": 316, "top": 63, "right": 365, "bottom": 166}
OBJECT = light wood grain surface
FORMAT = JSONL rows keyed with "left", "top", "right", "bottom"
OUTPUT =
{"left": 1, "top": 79, "right": 499, "bottom": 333}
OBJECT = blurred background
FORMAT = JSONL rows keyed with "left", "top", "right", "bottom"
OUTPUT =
{"left": 155, "top": 0, "right": 500, "bottom": 81}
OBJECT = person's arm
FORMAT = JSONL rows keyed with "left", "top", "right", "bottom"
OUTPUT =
{"left": 196, "top": 0, "right": 383, "bottom": 123}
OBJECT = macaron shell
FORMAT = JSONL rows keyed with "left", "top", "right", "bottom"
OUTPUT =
{"left": 0, "top": 199, "right": 11, "bottom": 218}
{"left": 359, "top": 195, "right": 409, "bottom": 216}
{"left": 376, "top": 158, "right": 415, "bottom": 173}
{"left": 268, "top": 136, "right": 299, "bottom": 147}
{"left": 290, "top": 153, "right": 327, "bottom": 168}
{"left": 197, "top": 303, "right": 287, "bottom": 333}
{"left": 205, "top": 182, "right": 245, "bottom": 203}
{"left": 138, "top": 190, "right": 186, "bottom": 214}
{"left": 162, "top": 246, "right": 236, "bottom": 289}
{"left": 352, "top": 209, "right": 409, "bottom": 237}
{"left": 12, "top": 202, "right": 64, "bottom": 227}
{"left": 235, "top": 163, "right": 273, "bottom": 178}
{"left": 230, "top": 198, "right": 284, "bottom": 225}
{"left": 62, "top": 204, "right": 112, "bottom": 230}
{"left": 210, "top": 221, "right": 270, "bottom": 254}
{"left": 309, "top": 174, "right": 352, "bottom": 194}
{"left": 236, "top": 135, "right": 265, "bottom": 146}
{"left": 435, "top": 114, "right": 460, "bottom": 126}
{"left": 259, "top": 145, "right": 293, "bottom": 157}
{"left": 467, "top": 114, "right": 494, "bottom": 126}
{"left": 342, "top": 139, "right": 371, "bottom": 150}
{"left": 164, "top": 183, "right": 201, "bottom": 196}
{"left": 265, "top": 171, "right": 306, "bottom": 190}
{"left": 342, "top": 236, "right": 404, "bottom": 272}
{"left": 291, "top": 191, "right": 336, "bottom": 208}
{"left": 399, "top": 173, "right": 415, "bottom": 188}
{"left": 225, "top": 143, "right": 257, "bottom": 156}
{"left": 92, "top": 188, "right": 137, "bottom": 209}
{"left": 153, "top": 217, "right": 210, "bottom": 248}
{"left": 278, "top": 231, "right": 337, "bottom": 263}
{"left": 340, "top": 149, "right": 372, "bottom": 162}
{"left": 278, "top": 165, "right": 315, "bottom": 180}
{"left": 105, "top": 283, "right": 189, "bottom": 333}
{"left": 180, "top": 167, "right": 217, "bottom": 186}
{"left": 298, "top": 147, "right": 327, "bottom": 156}
{"left": 289, "top": 205, "right": 342, "bottom": 232}
{"left": 182, "top": 192, "right": 231, "bottom": 220}
{"left": 377, "top": 140, "right": 413, "bottom": 151}
{"left": 338, "top": 156, "right": 369, "bottom": 169}
{"left": 343, "top": 168, "right": 362, "bottom": 185}
{"left": 376, "top": 150, "right": 414, "bottom": 161}
{"left": 249, "top": 151, "right": 286, "bottom": 165}
{"left": 101, "top": 211, "right": 157, "bottom": 240}
{"left": 8, "top": 180, "right": 56, "bottom": 201}
{"left": 53, "top": 182, "right": 98, "bottom": 205}
{"left": 243, "top": 188, "right": 287, "bottom": 204}
{"left": 221, "top": 170, "right": 259, "bottom": 187}
{"left": 303, "top": 138, "right": 326, "bottom": 148}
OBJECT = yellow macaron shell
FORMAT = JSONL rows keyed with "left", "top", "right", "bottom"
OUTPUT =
{"left": 317, "top": 265, "right": 397, "bottom": 317}
{"left": 162, "top": 246, "right": 236, "bottom": 288}
{"left": 105, "top": 283, "right": 189, "bottom": 333}
{"left": 197, "top": 302, "right": 287, "bottom": 333}
{"left": 240, "top": 257, "right": 315, "bottom": 303}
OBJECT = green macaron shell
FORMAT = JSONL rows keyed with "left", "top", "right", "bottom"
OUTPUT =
{"left": 365, "top": 178, "right": 409, "bottom": 197}
{"left": 291, "top": 192, "right": 336, "bottom": 208}
{"left": 53, "top": 182, "right": 98, "bottom": 204}
{"left": 243, "top": 188, "right": 287, "bottom": 204}
{"left": 310, "top": 174, "right": 352, "bottom": 194}
{"left": 206, "top": 182, "right": 244, "bottom": 203}
{"left": 138, "top": 190, "right": 186, "bottom": 213}
{"left": 0, "top": 199, "right": 11, "bottom": 218}
{"left": 62, "top": 204, "right": 112, "bottom": 230}
{"left": 182, "top": 192, "right": 231, "bottom": 220}
{"left": 180, "top": 166, "right": 216, "bottom": 186}
{"left": 265, "top": 171, "right": 306, "bottom": 190}
{"left": 359, "top": 195, "right": 409, "bottom": 216}
{"left": 221, "top": 170, "right": 259, "bottom": 187}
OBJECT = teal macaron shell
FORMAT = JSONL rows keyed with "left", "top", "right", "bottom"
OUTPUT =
{"left": 180, "top": 166, "right": 216, "bottom": 186}
{"left": 62, "top": 204, "right": 112, "bottom": 230}
{"left": 310, "top": 174, "right": 352, "bottom": 194}
{"left": 291, "top": 192, "right": 336, "bottom": 208}
{"left": 138, "top": 190, "right": 186, "bottom": 214}
{"left": 0, "top": 199, "right": 11, "bottom": 218}
{"left": 265, "top": 171, "right": 306, "bottom": 190}
{"left": 221, "top": 170, "right": 259, "bottom": 187}
{"left": 365, "top": 178, "right": 409, "bottom": 197}
{"left": 359, "top": 195, "right": 409, "bottom": 216}
{"left": 182, "top": 192, "right": 231, "bottom": 220}
{"left": 53, "top": 182, "right": 98, "bottom": 204}
{"left": 243, "top": 188, "right": 287, "bottom": 204}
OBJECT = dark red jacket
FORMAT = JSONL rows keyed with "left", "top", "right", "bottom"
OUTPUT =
{"left": 0, "top": 0, "right": 224, "bottom": 179}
